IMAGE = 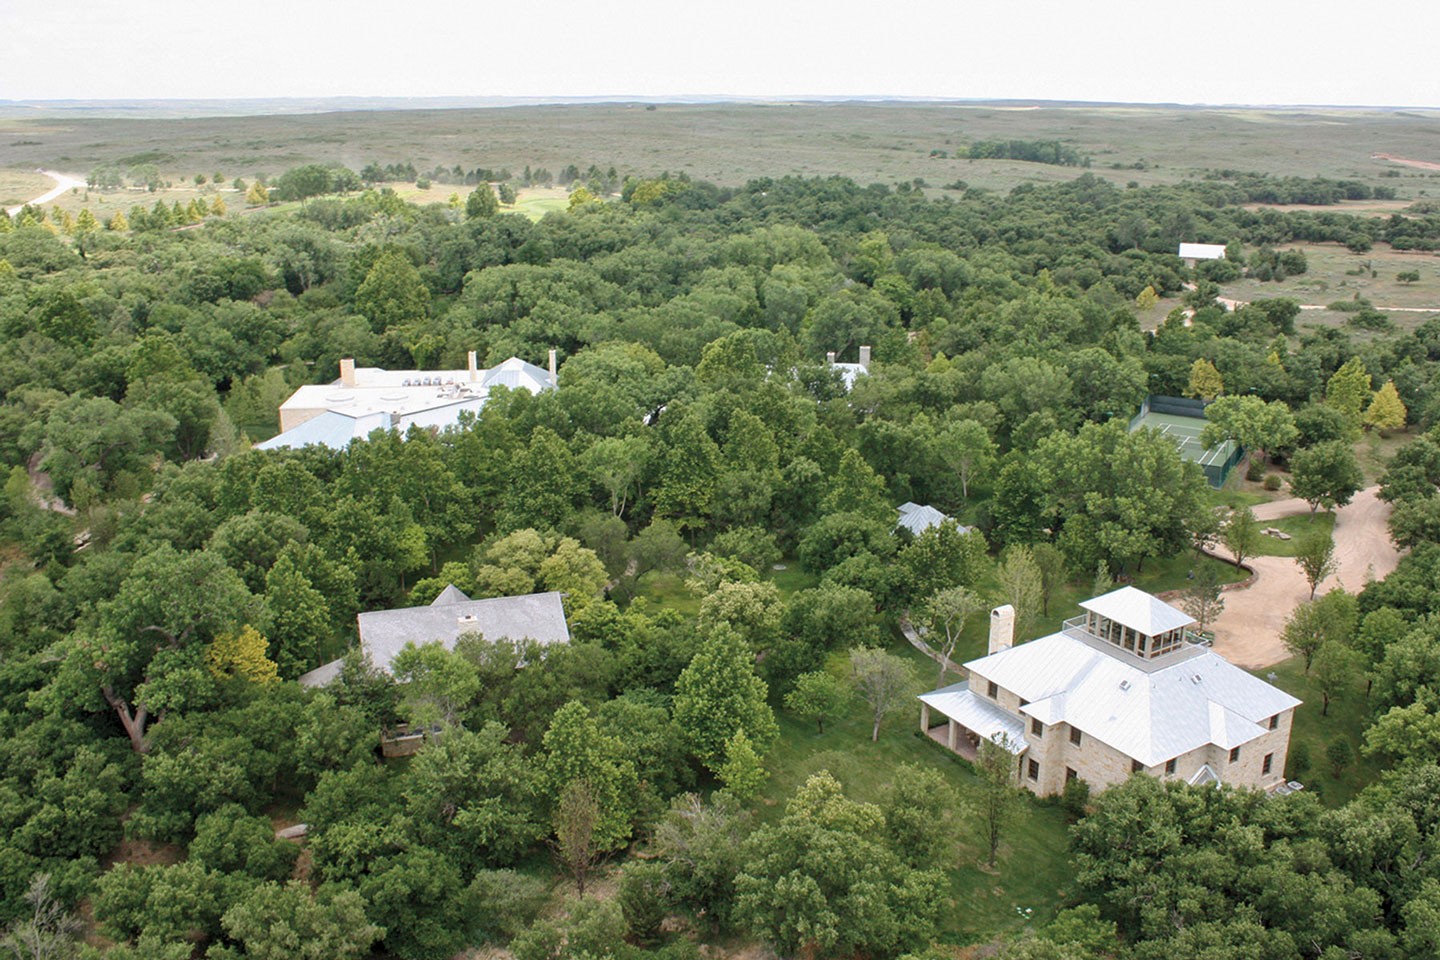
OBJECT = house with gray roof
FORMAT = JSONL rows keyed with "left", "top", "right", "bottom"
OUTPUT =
{"left": 298, "top": 585, "right": 571, "bottom": 687}
{"left": 895, "top": 502, "right": 970, "bottom": 538}
{"left": 919, "top": 587, "right": 1300, "bottom": 796}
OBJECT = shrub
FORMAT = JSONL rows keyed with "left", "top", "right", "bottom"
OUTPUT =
{"left": 1246, "top": 458, "right": 1267, "bottom": 482}
{"left": 1263, "top": 474, "right": 1283, "bottom": 491}
{"left": 1288, "top": 741, "right": 1311, "bottom": 779}
{"left": 1061, "top": 776, "right": 1091, "bottom": 821}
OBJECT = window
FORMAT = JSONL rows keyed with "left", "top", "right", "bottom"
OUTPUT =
{"left": 1165, "top": 758, "right": 1177, "bottom": 775}
{"left": 1027, "top": 759, "right": 1040, "bottom": 781}
{"left": 986, "top": 680, "right": 998, "bottom": 699}
{"left": 1131, "top": 759, "right": 1144, "bottom": 773}
{"left": 1030, "top": 718, "right": 1043, "bottom": 738}
{"left": 1065, "top": 767, "right": 1078, "bottom": 782}
{"left": 1069, "top": 727, "right": 1083, "bottom": 746}
{"left": 1229, "top": 746, "right": 1241, "bottom": 763}
{"left": 1263, "top": 753, "right": 1273, "bottom": 775}
{"left": 1269, "top": 715, "right": 1279, "bottom": 730}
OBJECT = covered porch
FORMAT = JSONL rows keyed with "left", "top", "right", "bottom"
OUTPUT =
{"left": 918, "top": 681, "right": 1029, "bottom": 762}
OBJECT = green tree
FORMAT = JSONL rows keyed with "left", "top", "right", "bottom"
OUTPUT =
{"left": 733, "top": 772, "right": 944, "bottom": 958}
{"left": 389, "top": 642, "right": 481, "bottom": 730}
{"left": 1326, "top": 356, "right": 1373, "bottom": 430}
{"left": 1281, "top": 600, "right": 1328, "bottom": 671}
{"left": 882, "top": 763, "right": 951, "bottom": 866}
{"left": 849, "top": 646, "right": 919, "bottom": 742}
{"left": 221, "top": 880, "right": 381, "bottom": 960}
{"left": 354, "top": 248, "right": 430, "bottom": 333}
{"left": 996, "top": 545, "right": 1044, "bottom": 640}
{"left": 466, "top": 183, "right": 499, "bottom": 219}
{"left": 56, "top": 547, "right": 259, "bottom": 752}
{"left": 1199, "top": 395, "right": 1298, "bottom": 465}
{"left": 1312, "top": 641, "right": 1361, "bottom": 716}
{"left": 1185, "top": 358, "right": 1224, "bottom": 401}
{"left": 542, "top": 700, "right": 639, "bottom": 852}
{"left": 1289, "top": 440, "right": 1364, "bottom": 516}
{"left": 941, "top": 418, "right": 996, "bottom": 499}
{"left": 1222, "top": 506, "right": 1261, "bottom": 567}
{"left": 784, "top": 670, "right": 848, "bottom": 733}
{"left": 718, "top": 729, "right": 768, "bottom": 801}
{"left": 975, "top": 734, "right": 1022, "bottom": 866}
{"left": 673, "top": 626, "right": 778, "bottom": 770}
{"left": 925, "top": 585, "right": 983, "bottom": 686}
{"left": 1294, "top": 531, "right": 1339, "bottom": 601}
{"left": 1179, "top": 563, "right": 1225, "bottom": 633}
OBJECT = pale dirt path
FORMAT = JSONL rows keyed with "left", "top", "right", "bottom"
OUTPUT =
{"left": 1209, "top": 486, "right": 1402, "bottom": 669}
{"left": 5, "top": 170, "right": 86, "bottom": 217}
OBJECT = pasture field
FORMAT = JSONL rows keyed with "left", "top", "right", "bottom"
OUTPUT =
{"left": 3, "top": 102, "right": 1439, "bottom": 202}
{"left": 1219, "top": 241, "right": 1440, "bottom": 322}
{"left": 0, "top": 169, "right": 53, "bottom": 209}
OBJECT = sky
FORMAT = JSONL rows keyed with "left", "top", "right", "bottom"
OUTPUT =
{"left": 3, "top": 0, "right": 1439, "bottom": 107}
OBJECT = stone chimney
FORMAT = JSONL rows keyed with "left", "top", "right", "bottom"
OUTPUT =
{"left": 548, "top": 349, "right": 558, "bottom": 385}
{"left": 989, "top": 605, "right": 1016, "bottom": 655}
{"left": 858, "top": 345, "right": 872, "bottom": 372}
{"left": 339, "top": 358, "right": 356, "bottom": 387}
{"left": 826, "top": 351, "right": 837, "bottom": 366}
{"left": 467, "top": 350, "right": 478, "bottom": 382}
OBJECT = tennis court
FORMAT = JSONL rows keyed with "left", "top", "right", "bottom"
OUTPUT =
{"left": 1127, "top": 397, "right": 1243, "bottom": 487}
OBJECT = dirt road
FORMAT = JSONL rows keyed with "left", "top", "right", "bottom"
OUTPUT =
{"left": 1208, "top": 487, "right": 1402, "bottom": 669}
{"left": 5, "top": 170, "right": 86, "bottom": 217}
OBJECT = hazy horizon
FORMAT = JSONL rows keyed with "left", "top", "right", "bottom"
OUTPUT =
{"left": 4, "top": 0, "right": 1439, "bottom": 109}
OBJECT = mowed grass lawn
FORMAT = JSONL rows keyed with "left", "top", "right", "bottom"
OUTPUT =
{"left": 764, "top": 642, "right": 1074, "bottom": 945}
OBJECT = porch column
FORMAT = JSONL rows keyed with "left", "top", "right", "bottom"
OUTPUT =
{"left": 948, "top": 720, "right": 959, "bottom": 751}
{"left": 920, "top": 703, "right": 930, "bottom": 734}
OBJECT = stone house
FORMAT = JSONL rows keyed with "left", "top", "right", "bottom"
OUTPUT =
{"left": 918, "top": 587, "right": 1300, "bottom": 796}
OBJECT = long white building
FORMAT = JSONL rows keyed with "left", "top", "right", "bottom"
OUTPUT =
{"left": 256, "top": 351, "right": 556, "bottom": 451}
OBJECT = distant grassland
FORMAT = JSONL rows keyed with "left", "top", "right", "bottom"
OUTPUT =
{"left": 2, "top": 102, "right": 1440, "bottom": 197}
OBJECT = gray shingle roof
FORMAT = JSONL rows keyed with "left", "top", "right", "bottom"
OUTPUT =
{"left": 297, "top": 588, "right": 570, "bottom": 687}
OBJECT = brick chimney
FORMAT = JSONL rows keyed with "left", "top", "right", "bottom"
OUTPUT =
{"left": 989, "top": 605, "right": 1016, "bottom": 655}
{"left": 859, "top": 345, "right": 872, "bottom": 372}
{"left": 467, "top": 350, "right": 478, "bottom": 382}
{"left": 548, "top": 348, "right": 558, "bottom": 385}
{"left": 339, "top": 357, "right": 356, "bottom": 387}
{"left": 826, "top": 351, "right": 837, "bottom": 366}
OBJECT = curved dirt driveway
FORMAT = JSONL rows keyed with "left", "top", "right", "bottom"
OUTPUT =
{"left": 1208, "top": 486, "right": 1402, "bottom": 669}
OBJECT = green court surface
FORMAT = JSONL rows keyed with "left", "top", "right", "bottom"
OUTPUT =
{"left": 1131, "top": 410, "right": 1237, "bottom": 469}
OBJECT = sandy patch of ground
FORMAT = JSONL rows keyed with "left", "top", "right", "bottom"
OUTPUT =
{"left": 1373, "top": 153, "right": 1440, "bottom": 172}
{"left": 1209, "top": 486, "right": 1402, "bottom": 668}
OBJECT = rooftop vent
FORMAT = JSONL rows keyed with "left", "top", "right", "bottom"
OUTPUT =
{"left": 458, "top": 614, "right": 477, "bottom": 624}
{"left": 1119, "top": 680, "right": 1130, "bottom": 691}
{"left": 1192, "top": 674, "right": 1203, "bottom": 684}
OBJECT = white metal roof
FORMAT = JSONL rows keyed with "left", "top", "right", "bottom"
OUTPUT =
{"left": 963, "top": 616, "right": 1301, "bottom": 767}
{"left": 919, "top": 682, "right": 1029, "bottom": 754}
{"left": 1178, "top": 242, "right": 1227, "bottom": 260}
{"left": 1080, "top": 586, "right": 1195, "bottom": 636}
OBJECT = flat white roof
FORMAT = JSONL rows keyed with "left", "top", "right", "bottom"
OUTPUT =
{"left": 1178, "top": 242, "right": 1227, "bottom": 260}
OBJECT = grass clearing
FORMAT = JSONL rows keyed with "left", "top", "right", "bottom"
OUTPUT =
{"left": 765, "top": 642, "right": 1074, "bottom": 945}
{"left": 1249, "top": 511, "right": 1337, "bottom": 557}
{"left": 1261, "top": 656, "right": 1382, "bottom": 806}
{"left": 1219, "top": 242, "right": 1440, "bottom": 324}
{"left": 0, "top": 169, "right": 53, "bottom": 208}
{"left": 6, "top": 103, "right": 1440, "bottom": 203}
